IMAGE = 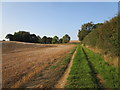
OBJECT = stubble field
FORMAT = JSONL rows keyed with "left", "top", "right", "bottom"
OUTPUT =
{"left": 2, "top": 41, "right": 75, "bottom": 88}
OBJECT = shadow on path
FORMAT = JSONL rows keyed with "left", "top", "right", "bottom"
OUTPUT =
{"left": 82, "top": 48, "right": 104, "bottom": 88}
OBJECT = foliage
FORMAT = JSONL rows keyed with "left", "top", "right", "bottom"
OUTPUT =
{"left": 5, "top": 31, "right": 71, "bottom": 44}
{"left": 29, "top": 34, "right": 39, "bottom": 43}
{"left": 82, "top": 16, "right": 119, "bottom": 56}
{"left": 6, "top": 31, "right": 40, "bottom": 43}
{"left": 37, "top": 36, "right": 42, "bottom": 43}
{"left": 78, "top": 29, "right": 91, "bottom": 41}
{"left": 78, "top": 22, "right": 103, "bottom": 41}
{"left": 52, "top": 36, "right": 59, "bottom": 44}
{"left": 62, "top": 34, "right": 70, "bottom": 43}
{"left": 41, "top": 36, "right": 47, "bottom": 44}
{"left": 41, "top": 36, "right": 52, "bottom": 44}
{"left": 59, "top": 38, "right": 63, "bottom": 43}
{"left": 5, "top": 34, "right": 14, "bottom": 41}
{"left": 46, "top": 37, "right": 52, "bottom": 44}
{"left": 78, "top": 22, "right": 97, "bottom": 41}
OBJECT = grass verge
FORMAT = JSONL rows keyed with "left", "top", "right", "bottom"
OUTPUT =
{"left": 66, "top": 45, "right": 119, "bottom": 88}
{"left": 66, "top": 45, "right": 97, "bottom": 88}
{"left": 83, "top": 46, "right": 119, "bottom": 88}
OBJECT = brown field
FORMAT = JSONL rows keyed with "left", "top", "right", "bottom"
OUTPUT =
{"left": 69, "top": 40, "right": 80, "bottom": 43}
{"left": 2, "top": 41, "right": 75, "bottom": 88}
{"left": 69, "top": 40, "right": 80, "bottom": 44}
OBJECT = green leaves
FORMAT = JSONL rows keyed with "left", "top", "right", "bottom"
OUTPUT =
{"left": 62, "top": 34, "right": 70, "bottom": 43}
{"left": 82, "top": 16, "right": 119, "bottom": 57}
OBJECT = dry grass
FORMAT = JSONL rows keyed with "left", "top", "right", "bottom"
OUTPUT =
{"left": 69, "top": 40, "right": 80, "bottom": 44}
{"left": 97, "top": 74, "right": 106, "bottom": 85}
{"left": 70, "top": 40, "right": 80, "bottom": 43}
{"left": 84, "top": 45, "right": 118, "bottom": 67}
{"left": 2, "top": 41, "right": 75, "bottom": 88}
{"left": 23, "top": 49, "right": 75, "bottom": 88}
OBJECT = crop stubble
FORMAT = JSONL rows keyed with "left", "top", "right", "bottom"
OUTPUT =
{"left": 2, "top": 41, "right": 75, "bottom": 88}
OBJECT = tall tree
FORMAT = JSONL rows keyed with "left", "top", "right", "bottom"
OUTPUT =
{"left": 42, "top": 36, "right": 47, "bottom": 44}
{"left": 46, "top": 37, "right": 52, "bottom": 44}
{"left": 5, "top": 31, "right": 41, "bottom": 43}
{"left": 13, "top": 31, "right": 31, "bottom": 42}
{"left": 59, "top": 38, "right": 63, "bottom": 43}
{"left": 37, "top": 36, "right": 42, "bottom": 43}
{"left": 5, "top": 34, "right": 14, "bottom": 41}
{"left": 78, "top": 22, "right": 95, "bottom": 41}
{"left": 30, "top": 34, "right": 39, "bottom": 43}
{"left": 78, "top": 22, "right": 103, "bottom": 41}
{"left": 52, "top": 36, "right": 59, "bottom": 44}
{"left": 62, "top": 34, "right": 70, "bottom": 43}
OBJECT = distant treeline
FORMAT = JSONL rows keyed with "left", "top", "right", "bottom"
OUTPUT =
{"left": 78, "top": 15, "right": 119, "bottom": 56}
{"left": 5, "top": 31, "right": 70, "bottom": 44}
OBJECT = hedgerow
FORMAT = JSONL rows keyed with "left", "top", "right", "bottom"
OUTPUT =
{"left": 82, "top": 16, "right": 119, "bottom": 56}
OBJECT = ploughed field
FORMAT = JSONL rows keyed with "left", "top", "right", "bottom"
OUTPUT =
{"left": 2, "top": 41, "right": 75, "bottom": 88}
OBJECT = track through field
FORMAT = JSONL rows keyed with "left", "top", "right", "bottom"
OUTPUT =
{"left": 55, "top": 47, "right": 77, "bottom": 88}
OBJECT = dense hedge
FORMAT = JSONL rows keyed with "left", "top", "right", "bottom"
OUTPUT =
{"left": 82, "top": 16, "right": 119, "bottom": 56}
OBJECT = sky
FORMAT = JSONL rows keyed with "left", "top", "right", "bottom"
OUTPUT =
{"left": 1, "top": 2, "right": 118, "bottom": 40}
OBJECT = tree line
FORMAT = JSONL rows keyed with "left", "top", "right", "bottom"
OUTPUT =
{"left": 78, "top": 15, "right": 119, "bottom": 56}
{"left": 5, "top": 31, "right": 70, "bottom": 44}
{"left": 78, "top": 22, "right": 103, "bottom": 41}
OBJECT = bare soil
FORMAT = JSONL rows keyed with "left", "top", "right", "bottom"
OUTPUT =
{"left": 2, "top": 41, "right": 75, "bottom": 88}
{"left": 54, "top": 48, "right": 77, "bottom": 88}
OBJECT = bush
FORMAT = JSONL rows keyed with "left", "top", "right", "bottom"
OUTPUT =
{"left": 82, "top": 16, "right": 119, "bottom": 56}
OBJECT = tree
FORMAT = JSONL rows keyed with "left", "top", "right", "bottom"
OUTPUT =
{"left": 78, "top": 22, "right": 103, "bottom": 41}
{"left": 78, "top": 29, "right": 91, "bottom": 41}
{"left": 5, "top": 31, "right": 41, "bottom": 43}
{"left": 5, "top": 34, "right": 14, "bottom": 41}
{"left": 30, "top": 34, "right": 39, "bottom": 43}
{"left": 52, "top": 36, "right": 59, "bottom": 44}
{"left": 62, "top": 34, "right": 70, "bottom": 43}
{"left": 93, "top": 23, "right": 103, "bottom": 29}
{"left": 13, "top": 31, "right": 31, "bottom": 42}
{"left": 59, "top": 38, "right": 63, "bottom": 43}
{"left": 78, "top": 22, "right": 95, "bottom": 41}
{"left": 81, "top": 22, "right": 94, "bottom": 31}
{"left": 46, "top": 37, "right": 52, "bottom": 44}
{"left": 37, "top": 36, "right": 42, "bottom": 43}
{"left": 82, "top": 15, "right": 119, "bottom": 56}
{"left": 42, "top": 36, "right": 47, "bottom": 44}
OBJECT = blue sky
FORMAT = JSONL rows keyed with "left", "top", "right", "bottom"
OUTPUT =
{"left": 1, "top": 2, "right": 118, "bottom": 40}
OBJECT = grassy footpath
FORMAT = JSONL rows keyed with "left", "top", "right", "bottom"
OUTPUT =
{"left": 83, "top": 46, "right": 119, "bottom": 88}
{"left": 66, "top": 45, "right": 119, "bottom": 88}
{"left": 66, "top": 46, "right": 97, "bottom": 88}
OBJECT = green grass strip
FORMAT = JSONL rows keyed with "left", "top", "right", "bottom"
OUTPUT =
{"left": 83, "top": 46, "right": 119, "bottom": 88}
{"left": 66, "top": 45, "right": 97, "bottom": 88}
